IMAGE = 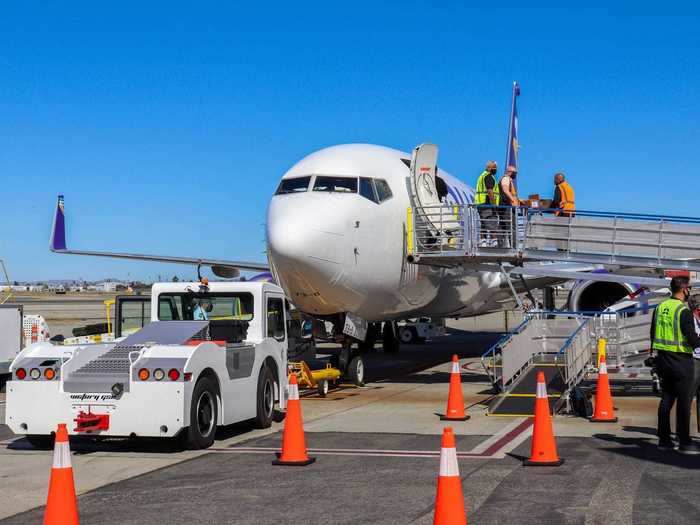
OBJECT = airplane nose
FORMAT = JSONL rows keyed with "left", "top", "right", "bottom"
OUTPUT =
{"left": 266, "top": 194, "right": 354, "bottom": 314}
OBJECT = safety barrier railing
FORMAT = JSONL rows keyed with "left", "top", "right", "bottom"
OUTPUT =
{"left": 408, "top": 204, "right": 700, "bottom": 271}
{"left": 554, "top": 319, "right": 595, "bottom": 395}
{"left": 481, "top": 318, "right": 530, "bottom": 391}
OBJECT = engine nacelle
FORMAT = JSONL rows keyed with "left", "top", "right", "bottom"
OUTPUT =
{"left": 567, "top": 280, "right": 636, "bottom": 312}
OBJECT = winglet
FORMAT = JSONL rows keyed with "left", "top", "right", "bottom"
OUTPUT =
{"left": 50, "top": 195, "right": 67, "bottom": 251}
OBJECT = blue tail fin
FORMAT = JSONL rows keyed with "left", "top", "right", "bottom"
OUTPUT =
{"left": 50, "top": 195, "right": 67, "bottom": 251}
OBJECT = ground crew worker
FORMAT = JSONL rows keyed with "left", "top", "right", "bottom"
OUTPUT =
{"left": 497, "top": 165, "right": 521, "bottom": 248}
{"left": 651, "top": 276, "right": 700, "bottom": 454}
{"left": 549, "top": 172, "right": 575, "bottom": 217}
{"left": 688, "top": 296, "right": 700, "bottom": 432}
{"left": 193, "top": 298, "right": 213, "bottom": 320}
{"left": 475, "top": 160, "right": 499, "bottom": 245}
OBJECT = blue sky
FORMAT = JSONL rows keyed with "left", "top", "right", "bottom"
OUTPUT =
{"left": 1, "top": 4, "right": 699, "bottom": 281}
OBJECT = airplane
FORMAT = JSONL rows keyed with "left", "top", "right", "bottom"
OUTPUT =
{"left": 49, "top": 141, "right": 668, "bottom": 372}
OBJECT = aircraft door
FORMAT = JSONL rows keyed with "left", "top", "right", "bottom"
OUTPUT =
{"left": 410, "top": 143, "right": 440, "bottom": 209}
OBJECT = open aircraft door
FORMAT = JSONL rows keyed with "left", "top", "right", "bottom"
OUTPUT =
{"left": 409, "top": 143, "right": 459, "bottom": 234}
{"left": 410, "top": 143, "right": 440, "bottom": 210}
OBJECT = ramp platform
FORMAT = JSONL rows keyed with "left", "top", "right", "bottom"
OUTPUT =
{"left": 407, "top": 204, "right": 700, "bottom": 274}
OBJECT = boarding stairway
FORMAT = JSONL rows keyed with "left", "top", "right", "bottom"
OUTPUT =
{"left": 482, "top": 307, "right": 656, "bottom": 416}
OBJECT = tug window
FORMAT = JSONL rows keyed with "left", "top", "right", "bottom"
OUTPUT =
{"left": 267, "top": 297, "right": 286, "bottom": 341}
{"left": 313, "top": 176, "right": 358, "bottom": 193}
{"left": 158, "top": 293, "right": 254, "bottom": 321}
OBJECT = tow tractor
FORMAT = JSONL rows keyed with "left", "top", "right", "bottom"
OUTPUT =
{"left": 5, "top": 280, "right": 289, "bottom": 449}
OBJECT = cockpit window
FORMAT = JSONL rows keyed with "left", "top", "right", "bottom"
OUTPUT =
{"left": 313, "top": 176, "right": 358, "bottom": 193}
{"left": 359, "top": 177, "right": 379, "bottom": 203}
{"left": 276, "top": 176, "right": 311, "bottom": 195}
{"left": 374, "top": 179, "right": 393, "bottom": 202}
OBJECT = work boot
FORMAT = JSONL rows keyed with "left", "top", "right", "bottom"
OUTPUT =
{"left": 677, "top": 442, "right": 700, "bottom": 455}
{"left": 657, "top": 438, "right": 675, "bottom": 451}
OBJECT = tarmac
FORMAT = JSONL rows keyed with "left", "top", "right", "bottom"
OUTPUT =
{"left": 1, "top": 317, "right": 699, "bottom": 524}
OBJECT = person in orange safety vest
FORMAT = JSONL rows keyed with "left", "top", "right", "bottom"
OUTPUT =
{"left": 550, "top": 172, "right": 575, "bottom": 217}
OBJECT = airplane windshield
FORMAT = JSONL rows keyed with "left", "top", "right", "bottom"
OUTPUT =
{"left": 275, "top": 176, "right": 311, "bottom": 195}
{"left": 313, "top": 176, "right": 358, "bottom": 193}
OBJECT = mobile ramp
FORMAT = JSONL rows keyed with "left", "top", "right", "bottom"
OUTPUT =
{"left": 482, "top": 307, "right": 656, "bottom": 416}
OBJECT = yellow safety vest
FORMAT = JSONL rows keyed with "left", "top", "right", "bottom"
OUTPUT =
{"left": 475, "top": 171, "right": 499, "bottom": 205}
{"left": 652, "top": 298, "right": 692, "bottom": 354}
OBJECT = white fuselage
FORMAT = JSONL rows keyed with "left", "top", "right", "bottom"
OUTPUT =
{"left": 266, "top": 144, "right": 515, "bottom": 322}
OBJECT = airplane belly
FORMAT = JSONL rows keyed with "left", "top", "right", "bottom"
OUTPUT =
{"left": 418, "top": 269, "right": 503, "bottom": 318}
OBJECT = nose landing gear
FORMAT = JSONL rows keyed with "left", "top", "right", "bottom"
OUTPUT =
{"left": 382, "top": 321, "right": 400, "bottom": 353}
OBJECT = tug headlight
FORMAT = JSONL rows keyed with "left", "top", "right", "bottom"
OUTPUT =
{"left": 29, "top": 368, "right": 41, "bottom": 380}
{"left": 153, "top": 368, "right": 165, "bottom": 381}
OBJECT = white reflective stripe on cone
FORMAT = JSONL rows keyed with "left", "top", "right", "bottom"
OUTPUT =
{"left": 288, "top": 384, "right": 299, "bottom": 400}
{"left": 439, "top": 447, "right": 460, "bottom": 477}
{"left": 52, "top": 442, "right": 72, "bottom": 469}
{"left": 451, "top": 362, "right": 460, "bottom": 374}
{"left": 599, "top": 362, "right": 608, "bottom": 375}
{"left": 536, "top": 382, "right": 548, "bottom": 398}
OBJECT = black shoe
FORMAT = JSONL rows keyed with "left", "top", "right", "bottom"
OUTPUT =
{"left": 658, "top": 439, "right": 675, "bottom": 451}
{"left": 677, "top": 442, "right": 700, "bottom": 455}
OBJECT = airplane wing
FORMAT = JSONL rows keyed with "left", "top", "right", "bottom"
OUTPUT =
{"left": 49, "top": 195, "right": 269, "bottom": 278}
{"left": 506, "top": 263, "right": 674, "bottom": 288}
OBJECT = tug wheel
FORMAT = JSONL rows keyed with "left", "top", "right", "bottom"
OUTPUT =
{"left": 254, "top": 366, "right": 276, "bottom": 429}
{"left": 184, "top": 376, "right": 219, "bottom": 450}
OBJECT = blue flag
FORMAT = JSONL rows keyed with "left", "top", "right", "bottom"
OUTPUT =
{"left": 505, "top": 81, "right": 520, "bottom": 172}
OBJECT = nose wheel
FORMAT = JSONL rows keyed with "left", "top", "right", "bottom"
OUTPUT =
{"left": 338, "top": 340, "right": 365, "bottom": 387}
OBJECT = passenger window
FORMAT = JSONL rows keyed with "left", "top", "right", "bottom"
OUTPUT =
{"left": 359, "top": 178, "right": 379, "bottom": 203}
{"left": 275, "top": 176, "right": 311, "bottom": 195}
{"left": 374, "top": 179, "right": 393, "bottom": 202}
{"left": 267, "top": 297, "right": 286, "bottom": 341}
{"left": 313, "top": 176, "right": 358, "bottom": 193}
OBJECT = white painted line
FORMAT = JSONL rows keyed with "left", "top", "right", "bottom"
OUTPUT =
{"left": 468, "top": 417, "right": 528, "bottom": 454}
{"left": 209, "top": 447, "right": 494, "bottom": 459}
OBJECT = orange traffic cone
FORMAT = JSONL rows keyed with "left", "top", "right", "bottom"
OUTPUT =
{"left": 273, "top": 374, "right": 315, "bottom": 466}
{"left": 524, "top": 371, "right": 564, "bottom": 466}
{"left": 440, "top": 355, "right": 470, "bottom": 421}
{"left": 590, "top": 357, "right": 618, "bottom": 423}
{"left": 433, "top": 427, "right": 467, "bottom": 525}
{"left": 44, "top": 423, "right": 79, "bottom": 525}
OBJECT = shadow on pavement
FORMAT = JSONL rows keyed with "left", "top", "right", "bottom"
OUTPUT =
{"left": 594, "top": 433, "right": 700, "bottom": 469}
